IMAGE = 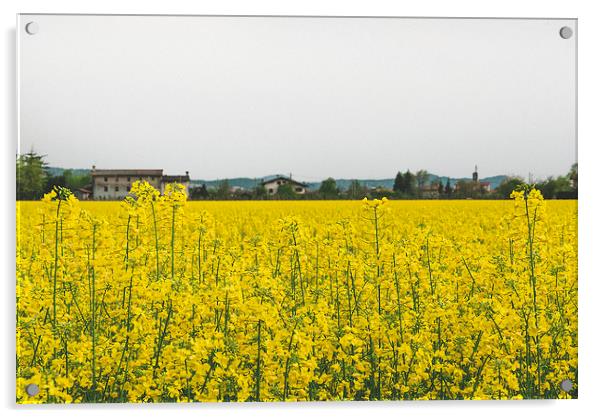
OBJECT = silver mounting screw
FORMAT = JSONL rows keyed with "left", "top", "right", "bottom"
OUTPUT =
{"left": 25, "top": 22, "right": 39, "bottom": 35}
{"left": 560, "top": 379, "right": 573, "bottom": 392}
{"left": 559, "top": 26, "right": 573, "bottom": 39}
{"left": 25, "top": 383, "right": 40, "bottom": 397}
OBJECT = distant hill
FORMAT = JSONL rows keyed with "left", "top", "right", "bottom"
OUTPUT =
{"left": 46, "top": 167, "right": 91, "bottom": 177}
{"left": 191, "top": 174, "right": 509, "bottom": 191}
{"left": 190, "top": 177, "right": 263, "bottom": 190}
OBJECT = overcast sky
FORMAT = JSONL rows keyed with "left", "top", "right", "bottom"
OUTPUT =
{"left": 19, "top": 15, "right": 576, "bottom": 181}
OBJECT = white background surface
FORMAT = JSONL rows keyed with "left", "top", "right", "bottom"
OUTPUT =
{"left": 2, "top": 1, "right": 600, "bottom": 418}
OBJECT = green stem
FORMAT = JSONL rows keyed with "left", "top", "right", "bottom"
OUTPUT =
{"left": 171, "top": 205, "right": 176, "bottom": 281}
{"left": 52, "top": 200, "right": 62, "bottom": 329}
{"left": 151, "top": 201, "right": 160, "bottom": 280}
{"left": 90, "top": 223, "right": 97, "bottom": 400}
{"left": 255, "top": 319, "right": 262, "bottom": 401}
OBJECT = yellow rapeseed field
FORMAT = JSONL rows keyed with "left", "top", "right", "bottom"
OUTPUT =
{"left": 16, "top": 182, "right": 577, "bottom": 403}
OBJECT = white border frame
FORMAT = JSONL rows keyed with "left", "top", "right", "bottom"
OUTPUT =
{"left": 3, "top": 1, "right": 600, "bottom": 418}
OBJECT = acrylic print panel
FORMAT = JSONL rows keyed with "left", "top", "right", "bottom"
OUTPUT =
{"left": 16, "top": 15, "right": 577, "bottom": 403}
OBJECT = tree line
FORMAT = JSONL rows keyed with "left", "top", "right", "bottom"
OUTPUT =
{"left": 16, "top": 150, "right": 577, "bottom": 201}
{"left": 16, "top": 150, "right": 92, "bottom": 200}
{"left": 189, "top": 165, "right": 577, "bottom": 201}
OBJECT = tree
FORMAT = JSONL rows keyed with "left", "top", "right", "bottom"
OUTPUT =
{"left": 216, "top": 179, "right": 230, "bottom": 199}
{"left": 536, "top": 175, "right": 572, "bottom": 199}
{"left": 347, "top": 180, "right": 366, "bottom": 199}
{"left": 189, "top": 184, "right": 209, "bottom": 200}
{"left": 402, "top": 170, "right": 416, "bottom": 196}
{"left": 16, "top": 149, "right": 48, "bottom": 200}
{"left": 200, "top": 184, "right": 209, "bottom": 198}
{"left": 415, "top": 169, "right": 429, "bottom": 195}
{"left": 497, "top": 177, "right": 524, "bottom": 199}
{"left": 437, "top": 180, "right": 444, "bottom": 195}
{"left": 64, "top": 169, "right": 92, "bottom": 191}
{"left": 276, "top": 183, "right": 297, "bottom": 199}
{"left": 319, "top": 177, "right": 339, "bottom": 198}
{"left": 44, "top": 169, "right": 92, "bottom": 194}
{"left": 536, "top": 177, "right": 557, "bottom": 199}
{"left": 569, "top": 163, "right": 578, "bottom": 193}
{"left": 444, "top": 178, "right": 452, "bottom": 196}
{"left": 454, "top": 180, "right": 473, "bottom": 198}
{"left": 393, "top": 171, "right": 404, "bottom": 193}
{"left": 45, "top": 173, "right": 67, "bottom": 192}
{"left": 254, "top": 184, "right": 267, "bottom": 199}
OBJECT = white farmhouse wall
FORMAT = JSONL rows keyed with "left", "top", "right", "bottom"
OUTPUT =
{"left": 263, "top": 179, "right": 307, "bottom": 195}
{"left": 92, "top": 175, "right": 161, "bottom": 200}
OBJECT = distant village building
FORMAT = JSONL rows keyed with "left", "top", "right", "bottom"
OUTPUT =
{"left": 261, "top": 176, "right": 308, "bottom": 195}
{"left": 455, "top": 165, "right": 491, "bottom": 194}
{"left": 91, "top": 167, "right": 190, "bottom": 200}
{"left": 74, "top": 188, "right": 92, "bottom": 201}
{"left": 472, "top": 165, "right": 492, "bottom": 192}
{"left": 419, "top": 183, "right": 441, "bottom": 198}
{"left": 229, "top": 186, "right": 245, "bottom": 193}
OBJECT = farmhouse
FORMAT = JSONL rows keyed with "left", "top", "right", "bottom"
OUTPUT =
{"left": 261, "top": 176, "right": 308, "bottom": 195}
{"left": 91, "top": 166, "right": 190, "bottom": 200}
